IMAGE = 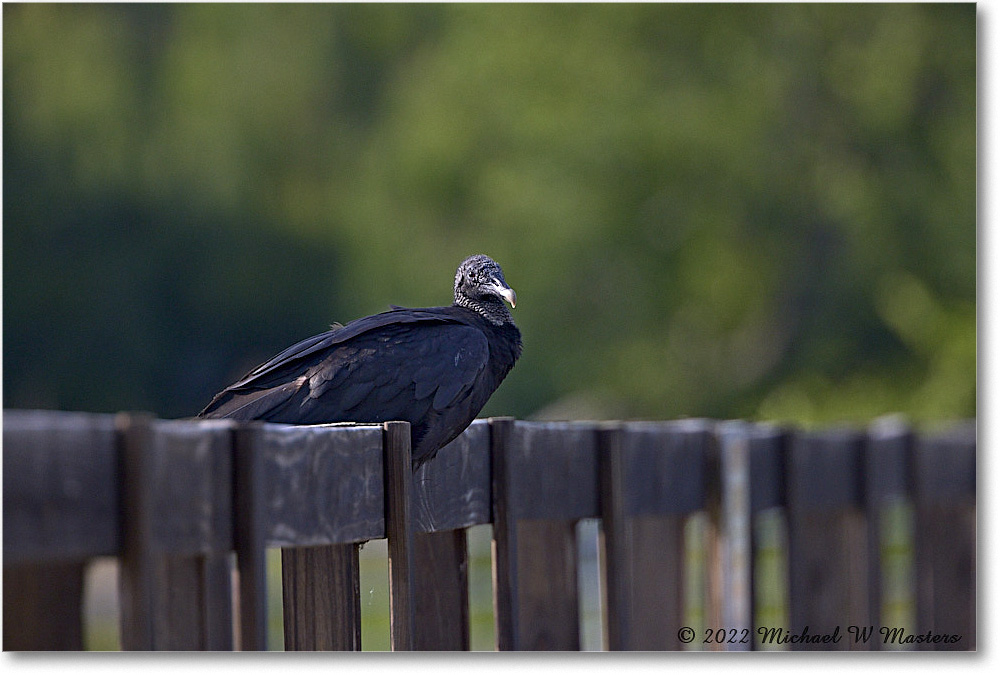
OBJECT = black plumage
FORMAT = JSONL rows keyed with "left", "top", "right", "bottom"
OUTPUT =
{"left": 198, "top": 254, "right": 522, "bottom": 466}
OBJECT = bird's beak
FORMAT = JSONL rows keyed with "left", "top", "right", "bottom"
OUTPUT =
{"left": 489, "top": 280, "right": 517, "bottom": 308}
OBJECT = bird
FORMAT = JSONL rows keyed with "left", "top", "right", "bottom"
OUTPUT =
{"left": 198, "top": 254, "right": 522, "bottom": 467}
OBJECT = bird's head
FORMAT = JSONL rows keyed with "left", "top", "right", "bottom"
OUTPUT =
{"left": 453, "top": 254, "right": 517, "bottom": 324}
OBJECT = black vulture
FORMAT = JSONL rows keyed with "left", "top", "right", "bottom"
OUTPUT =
{"left": 198, "top": 254, "right": 522, "bottom": 466}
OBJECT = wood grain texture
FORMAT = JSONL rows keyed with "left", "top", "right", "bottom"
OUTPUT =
{"left": 118, "top": 415, "right": 237, "bottom": 650}
{"left": 146, "top": 554, "right": 236, "bottom": 650}
{"left": 412, "top": 420, "right": 491, "bottom": 533}
{"left": 3, "top": 561, "right": 86, "bottom": 650}
{"left": 232, "top": 423, "right": 268, "bottom": 651}
{"left": 117, "top": 412, "right": 157, "bottom": 650}
{"left": 913, "top": 425, "right": 976, "bottom": 650}
{"left": 146, "top": 419, "right": 234, "bottom": 555}
{"left": 508, "top": 422, "right": 599, "bottom": 521}
{"left": 515, "top": 520, "right": 580, "bottom": 650}
{"left": 787, "top": 510, "right": 869, "bottom": 650}
{"left": 620, "top": 420, "right": 711, "bottom": 517}
{"left": 600, "top": 424, "right": 689, "bottom": 650}
{"left": 494, "top": 421, "right": 595, "bottom": 650}
{"left": 628, "top": 516, "right": 686, "bottom": 650}
{"left": 489, "top": 417, "right": 518, "bottom": 650}
{"left": 3, "top": 410, "right": 120, "bottom": 563}
{"left": 260, "top": 423, "right": 384, "bottom": 547}
{"left": 151, "top": 556, "right": 212, "bottom": 650}
{"left": 412, "top": 529, "right": 470, "bottom": 650}
{"left": 383, "top": 421, "right": 415, "bottom": 651}
{"left": 201, "top": 552, "right": 236, "bottom": 650}
{"left": 786, "top": 430, "right": 869, "bottom": 651}
{"left": 281, "top": 544, "right": 361, "bottom": 650}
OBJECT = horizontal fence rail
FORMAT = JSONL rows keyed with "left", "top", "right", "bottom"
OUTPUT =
{"left": 2, "top": 410, "right": 976, "bottom": 651}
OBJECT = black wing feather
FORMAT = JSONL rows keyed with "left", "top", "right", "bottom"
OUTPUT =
{"left": 199, "top": 310, "right": 490, "bottom": 436}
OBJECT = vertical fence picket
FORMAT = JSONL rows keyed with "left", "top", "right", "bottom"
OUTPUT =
{"left": 864, "top": 418, "right": 912, "bottom": 651}
{"left": 3, "top": 561, "right": 87, "bottom": 650}
{"left": 158, "top": 421, "right": 234, "bottom": 651}
{"left": 631, "top": 517, "right": 686, "bottom": 649}
{"left": 491, "top": 420, "right": 594, "bottom": 650}
{"left": 232, "top": 423, "right": 268, "bottom": 651}
{"left": 746, "top": 425, "right": 788, "bottom": 650}
{"left": 712, "top": 421, "right": 753, "bottom": 651}
{"left": 258, "top": 423, "right": 384, "bottom": 652}
{"left": 117, "top": 415, "right": 236, "bottom": 650}
{"left": 786, "top": 429, "right": 869, "bottom": 650}
{"left": 912, "top": 424, "right": 975, "bottom": 650}
{"left": 489, "top": 417, "right": 519, "bottom": 650}
{"left": 154, "top": 556, "right": 209, "bottom": 649}
{"left": 117, "top": 412, "right": 157, "bottom": 650}
{"left": 202, "top": 552, "right": 237, "bottom": 650}
{"left": 598, "top": 424, "right": 629, "bottom": 649}
{"left": 411, "top": 529, "right": 471, "bottom": 649}
{"left": 599, "top": 422, "right": 708, "bottom": 650}
{"left": 2, "top": 411, "right": 115, "bottom": 650}
{"left": 383, "top": 420, "right": 415, "bottom": 651}
{"left": 515, "top": 519, "right": 581, "bottom": 650}
{"left": 281, "top": 543, "right": 361, "bottom": 650}
{"left": 408, "top": 420, "right": 491, "bottom": 650}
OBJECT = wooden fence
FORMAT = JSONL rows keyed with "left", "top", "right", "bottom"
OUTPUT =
{"left": 2, "top": 409, "right": 976, "bottom": 651}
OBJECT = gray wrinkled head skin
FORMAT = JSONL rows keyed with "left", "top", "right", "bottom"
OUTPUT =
{"left": 453, "top": 254, "right": 517, "bottom": 326}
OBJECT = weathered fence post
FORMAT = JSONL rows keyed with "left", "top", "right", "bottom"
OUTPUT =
{"left": 410, "top": 529, "right": 470, "bottom": 649}
{"left": 493, "top": 421, "right": 597, "bottom": 650}
{"left": 746, "top": 425, "right": 789, "bottom": 650}
{"left": 262, "top": 423, "right": 384, "bottom": 651}
{"left": 117, "top": 412, "right": 157, "bottom": 650}
{"left": 711, "top": 421, "right": 753, "bottom": 651}
{"left": 489, "top": 416, "right": 518, "bottom": 650}
{"left": 599, "top": 421, "right": 709, "bottom": 650}
{"left": 281, "top": 543, "right": 361, "bottom": 650}
{"left": 232, "top": 422, "right": 268, "bottom": 651}
{"left": 273, "top": 423, "right": 385, "bottom": 652}
{"left": 117, "top": 414, "right": 235, "bottom": 650}
{"left": 384, "top": 420, "right": 415, "bottom": 650}
{"left": 3, "top": 410, "right": 118, "bottom": 650}
{"left": 403, "top": 419, "right": 493, "bottom": 650}
{"left": 3, "top": 561, "right": 87, "bottom": 650}
{"left": 912, "top": 423, "right": 975, "bottom": 650}
{"left": 864, "top": 417, "right": 912, "bottom": 651}
{"left": 408, "top": 425, "right": 498, "bottom": 650}
{"left": 597, "top": 423, "right": 629, "bottom": 649}
{"left": 786, "top": 428, "right": 869, "bottom": 651}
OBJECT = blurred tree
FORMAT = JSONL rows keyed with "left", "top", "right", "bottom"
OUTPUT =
{"left": 3, "top": 3, "right": 975, "bottom": 426}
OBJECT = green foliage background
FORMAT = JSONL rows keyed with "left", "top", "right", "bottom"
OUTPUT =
{"left": 3, "top": 3, "right": 976, "bottom": 426}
